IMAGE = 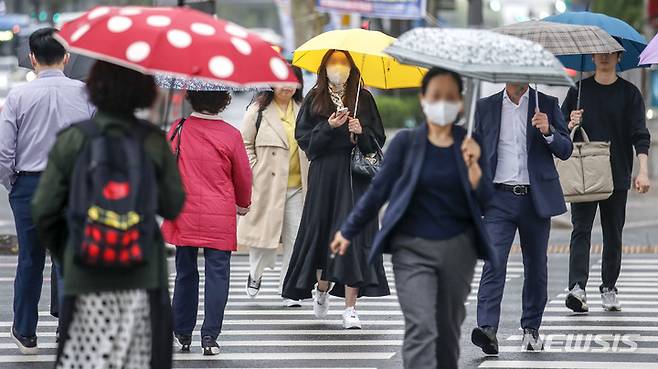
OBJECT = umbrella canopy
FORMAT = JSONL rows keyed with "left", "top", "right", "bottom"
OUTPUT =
{"left": 154, "top": 74, "right": 272, "bottom": 91}
{"left": 292, "top": 28, "right": 425, "bottom": 89}
{"left": 493, "top": 20, "right": 624, "bottom": 57}
{"left": 639, "top": 33, "right": 658, "bottom": 65}
{"left": 385, "top": 28, "right": 575, "bottom": 87}
{"left": 55, "top": 5, "right": 298, "bottom": 88}
{"left": 17, "top": 37, "right": 95, "bottom": 81}
{"left": 543, "top": 11, "right": 647, "bottom": 71}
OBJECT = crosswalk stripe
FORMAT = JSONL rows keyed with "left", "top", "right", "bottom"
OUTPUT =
{"left": 592, "top": 265, "right": 658, "bottom": 270}
{"left": 479, "top": 361, "right": 658, "bottom": 368}
{"left": 0, "top": 329, "right": 405, "bottom": 338}
{"left": 537, "top": 325, "right": 658, "bottom": 332}
{"left": 550, "top": 300, "right": 658, "bottom": 306}
{"left": 505, "top": 334, "right": 658, "bottom": 342}
{"left": 0, "top": 352, "right": 397, "bottom": 363}
{"left": 544, "top": 307, "right": 658, "bottom": 313}
{"left": 0, "top": 320, "right": 405, "bottom": 327}
{"left": 556, "top": 293, "right": 658, "bottom": 299}
{"left": 542, "top": 316, "right": 658, "bottom": 322}
{"left": 497, "top": 346, "right": 658, "bottom": 354}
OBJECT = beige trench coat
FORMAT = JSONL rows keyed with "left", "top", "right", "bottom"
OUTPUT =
{"left": 237, "top": 102, "right": 309, "bottom": 249}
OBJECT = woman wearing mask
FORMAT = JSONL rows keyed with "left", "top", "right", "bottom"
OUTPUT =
{"left": 161, "top": 90, "right": 252, "bottom": 355}
{"left": 282, "top": 49, "right": 389, "bottom": 329}
{"left": 331, "top": 67, "right": 496, "bottom": 369}
{"left": 239, "top": 66, "right": 309, "bottom": 307}
{"left": 32, "top": 61, "right": 185, "bottom": 369}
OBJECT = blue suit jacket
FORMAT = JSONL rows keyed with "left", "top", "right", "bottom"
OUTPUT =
{"left": 340, "top": 124, "right": 498, "bottom": 268}
{"left": 474, "top": 89, "right": 572, "bottom": 219}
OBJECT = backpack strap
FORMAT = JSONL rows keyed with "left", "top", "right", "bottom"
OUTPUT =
{"left": 75, "top": 120, "right": 102, "bottom": 139}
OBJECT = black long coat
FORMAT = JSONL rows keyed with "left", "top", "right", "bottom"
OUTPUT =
{"left": 282, "top": 88, "right": 390, "bottom": 300}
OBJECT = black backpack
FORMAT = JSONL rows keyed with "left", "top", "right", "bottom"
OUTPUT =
{"left": 67, "top": 120, "right": 158, "bottom": 269}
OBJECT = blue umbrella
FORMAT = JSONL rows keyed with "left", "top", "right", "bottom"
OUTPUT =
{"left": 543, "top": 11, "right": 647, "bottom": 109}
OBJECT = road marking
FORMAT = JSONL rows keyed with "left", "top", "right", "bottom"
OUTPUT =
{"left": 0, "top": 352, "right": 397, "bottom": 363}
{"left": 544, "top": 307, "right": 658, "bottom": 313}
{"left": 550, "top": 300, "right": 658, "bottom": 306}
{"left": 592, "top": 265, "right": 658, "bottom": 270}
{"left": 542, "top": 316, "right": 658, "bottom": 322}
{"left": 537, "top": 325, "right": 658, "bottom": 332}
{"left": 0, "top": 329, "right": 405, "bottom": 338}
{"left": 556, "top": 293, "right": 658, "bottom": 299}
{"left": 0, "top": 320, "right": 405, "bottom": 327}
{"left": 505, "top": 334, "right": 658, "bottom": 342}
{"left": 497, "top": 346, "right": 658, "bottom": 354}
{"left": 480, "top": 361, "right": 658, "bottom": 368}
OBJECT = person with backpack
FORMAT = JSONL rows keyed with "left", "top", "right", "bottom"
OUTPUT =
{"left": 161, "top": 90, "right": 252, "bottom": 355}
{"left": 238, "top": 66, "right": 309, "bottom": 306}
{"left": 31, "top": 60, "right": 185, "bottom": 369}
{"left": 0, "top": 28, "right": 95, "bottom": 354}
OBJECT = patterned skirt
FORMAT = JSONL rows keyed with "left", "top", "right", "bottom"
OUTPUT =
{"left": 56, "top": 289, "right": 151, "bottom": 369}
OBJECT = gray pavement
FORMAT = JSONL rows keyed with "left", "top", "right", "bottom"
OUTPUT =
{"left": 0, "top": 254, "right": 654, "bottom": 368}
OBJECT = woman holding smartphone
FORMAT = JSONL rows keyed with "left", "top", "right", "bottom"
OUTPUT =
{"left": 282, "top": 49, "right": 389, "bottom": 329}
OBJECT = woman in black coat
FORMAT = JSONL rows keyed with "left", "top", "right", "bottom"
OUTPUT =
{"left": 282, "top": 49, "right": 389, "bottom": 329}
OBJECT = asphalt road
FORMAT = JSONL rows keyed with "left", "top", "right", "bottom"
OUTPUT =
{"left": 0, "top": 253, "right": 653, "bottom": 368}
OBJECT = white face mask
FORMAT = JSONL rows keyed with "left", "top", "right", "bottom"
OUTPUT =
{"left": 326, "top": 64, "right": 351, "bottom": 85}
{"left": 422, "top": 99, "right": 462, "bottom": 126}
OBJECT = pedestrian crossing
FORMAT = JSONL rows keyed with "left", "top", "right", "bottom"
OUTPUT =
{"left": 0, "top": 255, "right": 524, "bottom": 368}
{"left": 479, "top": 257, "right": 658, "bottom": 369}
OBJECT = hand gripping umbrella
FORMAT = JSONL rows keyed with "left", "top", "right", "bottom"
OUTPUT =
{"left": 385, "top": 28, "right": 575, "bottom": 137}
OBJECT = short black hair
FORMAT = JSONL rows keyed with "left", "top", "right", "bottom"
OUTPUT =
{"left": 86, "top": 61, "right": 157, "bottom": 116}
{"left": 186, "top": 90, "right": 232, "bottom": 115}
{"left": 29, "top": 28, "right": 66, "bottom": 66}
{"left": 421, "top": 67, "right": 463, "bottom": 95}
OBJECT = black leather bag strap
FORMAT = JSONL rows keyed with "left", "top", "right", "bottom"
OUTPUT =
{"left": 169, "top": 117, "right": 187, "bottom": 161}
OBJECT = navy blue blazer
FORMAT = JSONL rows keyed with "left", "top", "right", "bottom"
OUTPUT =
{"left": 474, "top": 88, "right": 572, "bottom": 219}
{"left": 340, "top": 124, "right": 498, "bottom": 268}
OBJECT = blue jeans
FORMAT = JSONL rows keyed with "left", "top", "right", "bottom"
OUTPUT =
{"left": 172, "top": 247, "right": 231, "bottom": 339}
{"left": 9, "top": 174, "right": 61, "bottom": 337}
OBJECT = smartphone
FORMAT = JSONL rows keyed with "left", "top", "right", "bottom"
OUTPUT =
{"left": 336, "top": 107, "right": 348, "bottom": 115}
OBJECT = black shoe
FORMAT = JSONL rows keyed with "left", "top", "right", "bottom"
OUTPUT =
{"left": 521, "top": 328, "right": 544, "bottom": 351}
{"left": 175, "top": 333, "right": 192, "bottom": 352}
{"left": 202, "top": 335, "right": 220, "bottom": 356}
{"left": 11, "top": 326, "right": 38, "bottom": 355}
{"left": 471, "top": 326, "right": 498, "bottom": 356}
{"left": 246, "top": 274, "right": 262, "bottom": 298}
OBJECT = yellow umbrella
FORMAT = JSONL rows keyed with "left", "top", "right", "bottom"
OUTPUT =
{"left": 292, "top": 28, "right": 426, "bottom": 90}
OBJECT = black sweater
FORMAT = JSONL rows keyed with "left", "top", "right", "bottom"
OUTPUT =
{"left": 561, "top": 76, "right": 651, "bottom": 190}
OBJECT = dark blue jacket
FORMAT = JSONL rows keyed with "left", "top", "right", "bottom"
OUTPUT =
{"left": 340, "top": 124, "right": 498, "bottom": 267}
{"left": 474, "top": 89, "right": 572, "bottom": 219}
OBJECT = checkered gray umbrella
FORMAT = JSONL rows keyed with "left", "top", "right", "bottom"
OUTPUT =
{"left": 493, "top": 21, "right": 624, "bottom": 56}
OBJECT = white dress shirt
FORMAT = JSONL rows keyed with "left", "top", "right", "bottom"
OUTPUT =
{"left": 494, "top": 88, "right": 554, "bottom": 185}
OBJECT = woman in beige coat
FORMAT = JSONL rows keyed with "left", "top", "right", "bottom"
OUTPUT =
{"left": 238, "top": 66, "right": 309, "bottom": 306}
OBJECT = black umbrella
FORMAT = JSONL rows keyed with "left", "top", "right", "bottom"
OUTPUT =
{"left": 17, "top": 37, "right": 95, "bottom": 81}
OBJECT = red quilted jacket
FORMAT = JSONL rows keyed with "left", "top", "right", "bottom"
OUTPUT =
{"left": 161, "top": 115, "right": 252, "bottom": 251}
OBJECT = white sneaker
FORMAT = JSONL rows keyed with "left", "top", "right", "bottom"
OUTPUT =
{"left": 601, "top": 288, "right": 621, "bottom": 311}
{"left": 565, "top": 285, "right": 588, "bottom": 313}
{"left": 342, "top": 307, "right": 362, "bottom": 329}
{"left": 313, "top": 287, "right": 330, "bottom": 318}
{"left": 285, "top": 298, "right": 302, "bottom": 308}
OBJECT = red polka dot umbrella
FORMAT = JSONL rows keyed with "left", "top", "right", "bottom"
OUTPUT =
{"left": 55, "top": 5, "right": 297, "bottom": 88}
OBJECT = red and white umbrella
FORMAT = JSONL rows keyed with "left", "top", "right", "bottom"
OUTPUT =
{"left": 56, "top": 6, "right": 297, "bottom": 88}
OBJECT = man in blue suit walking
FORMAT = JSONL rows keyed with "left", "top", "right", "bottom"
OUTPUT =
{"left": 471, "top": 83, "right": 572, "bottom": 355}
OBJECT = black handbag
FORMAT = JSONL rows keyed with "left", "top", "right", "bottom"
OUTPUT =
{"left": 350, "top": 134, "right": 383, "bottom": 178}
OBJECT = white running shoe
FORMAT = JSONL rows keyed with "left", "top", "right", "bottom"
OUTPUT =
{"left": 285, "top": 298, "right": 302, "bottom": 308}
{"left": 565, "top": 285, "right": 588, "bottom": 313}
{"left": 342, "top": 307, "right": 362, "bottom": 329}
{"left": 601, "top": 288, "right": 621, "bottom": 311}
{"left": 313, "top": 287, "right": 330, "bottom": 318}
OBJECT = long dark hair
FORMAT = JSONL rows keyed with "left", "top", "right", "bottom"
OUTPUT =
{"left": 306, "top": 49, "right": 362, "bottom": 117}
{"left": 254, "top": 65, "right": 304, "bottom": 111}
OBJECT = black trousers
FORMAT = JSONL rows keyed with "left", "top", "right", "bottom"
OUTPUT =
{"left": 568, "top": 190, "right": 628, "bottom": 292}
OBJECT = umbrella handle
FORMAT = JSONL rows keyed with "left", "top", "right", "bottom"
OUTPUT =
{"left": 467, "top": 79, "right": 480, "bottom": 138}
{"left": 534, "top": 83, "right": 540, "bottom": 114}
{"left": 354, "top": 78, "right": 361, "bottom": 118}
